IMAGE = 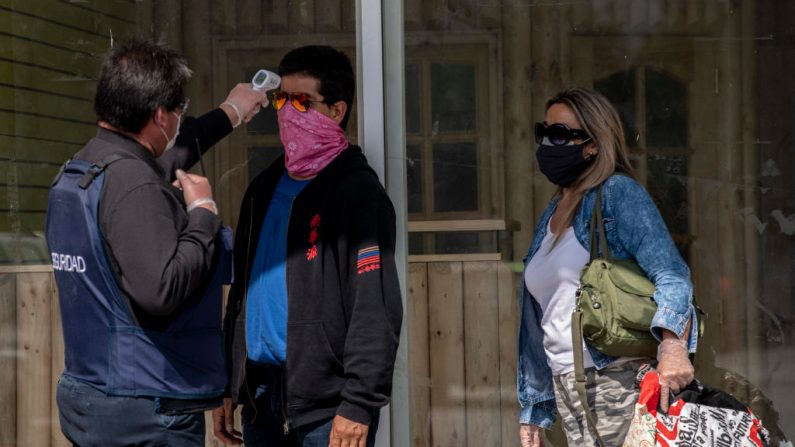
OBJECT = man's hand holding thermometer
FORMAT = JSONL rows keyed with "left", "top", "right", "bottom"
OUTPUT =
{"left": 219, "top": 70, "right": 279, "bottom": 128}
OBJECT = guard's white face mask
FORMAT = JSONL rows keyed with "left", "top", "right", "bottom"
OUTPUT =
{"left": 159, "top": 111, "right": 182, "bottom": 152}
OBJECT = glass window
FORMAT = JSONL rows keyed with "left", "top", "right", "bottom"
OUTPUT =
{"left": 431, "top": 142, "right": 477, "bottom": 212}
{"left": 403, "top": 1, "right": 795, "bottom": 446}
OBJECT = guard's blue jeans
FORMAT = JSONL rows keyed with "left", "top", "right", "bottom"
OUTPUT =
{"left": 56, "top": 374, "right": 205, "bottom": 446}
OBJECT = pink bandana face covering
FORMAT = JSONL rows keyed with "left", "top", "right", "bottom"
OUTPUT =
{"left": 278, "top": 103, "right": 348, "bottom": 178}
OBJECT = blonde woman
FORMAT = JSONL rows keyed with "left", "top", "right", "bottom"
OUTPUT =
{"left": 517, "top": 88, "right": 698, "bottom": 446}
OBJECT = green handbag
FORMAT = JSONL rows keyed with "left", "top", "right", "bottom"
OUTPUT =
{"left": 571, "top": 184, "right": 659, "bottom": 447}
{"left": 572, "top": 185, "right": 659, "bottom": 359}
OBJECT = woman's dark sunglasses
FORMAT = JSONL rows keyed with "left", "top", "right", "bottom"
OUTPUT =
{"left": 269, "top": 91, "right": 324, "bottom": 113}
{"left": 534, "top": 122, "right": 590, "bottom": 146}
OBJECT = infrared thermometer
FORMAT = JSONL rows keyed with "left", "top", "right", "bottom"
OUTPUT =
{"left": 252, "top": 69, "right": 280, "bottom": 92}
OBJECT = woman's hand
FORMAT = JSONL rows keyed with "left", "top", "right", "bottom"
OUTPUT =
{"left": 519, "top": 423, "right": 543, "bottom": 447}
{"left": 656, "top": 337, "right": 694, "bottom": 412}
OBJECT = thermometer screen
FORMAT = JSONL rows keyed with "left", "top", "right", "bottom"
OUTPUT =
{"left": 254, "top": 71, "right": 268, "bottom": 85}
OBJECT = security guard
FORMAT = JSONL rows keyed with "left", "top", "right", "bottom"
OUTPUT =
{"left": 45, "top": 38, "right": 267, "bottom": 446}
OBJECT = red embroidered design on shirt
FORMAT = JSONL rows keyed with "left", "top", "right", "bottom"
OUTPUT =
{"left": 306, "top": 245, "right": 317, "bottom": 260}
{"left": 307, "top": 214, "right": 321, "bottom": 261}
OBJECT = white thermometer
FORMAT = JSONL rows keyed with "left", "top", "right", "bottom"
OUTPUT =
{"left": 252, "top": 69, "right": 281, "bottom": 92}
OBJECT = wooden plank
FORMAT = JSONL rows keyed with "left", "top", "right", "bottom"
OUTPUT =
{"left": 183, "top": 0, "right": 214, "bottom": 132}
{"left": 497, "top": 263, "right": 519, "bottom": 447}
{"left": 447, "top": 0, "right": 475, "bottom": 31}
{"left": 628, "top": 0, "right": 648, "bottom": 31}
{"left": 0, "top": 35, "right": 99, "bottom": 80}
{"left": 237, "top": 0, "right": 262, "bottom": 35}
{"left": 590, "top": 0, "right": 613, "bottom": 32}
{"left": 0, "top": 112, "right": 96, "bottom": 145}
{"left": 0, "top": 85, "right": 96, "bottom": 124}
{"left": 0, "top": 161, "right": 61, "bottom": 187}
{"left": 501, "top": 2, "right": 535, "bottom": 260}
{"left": 408, "top": 219, "right": 506, "bottom": 233}
{"left": 0, "top": 136, "right": 80, "bottom": 164}
{"left": 408, "top": 263, "right": 431, "bottom": 447}
{"left": 404, "top": 0, "right": 422, "bottom": 31}
{"left": 477, "top": 1, "right": 501, "bottom": 30}
{"left": 16, "top": 271, "right": 52, "bottom": 447}
{"left": 648, "top": 0, "right": 666, "bottom": 31}
{"left": 136, "top": 0, "right": 154, "bottom": 39}
{"left": 0, "top": 186, "right": 50, "bottom": 210}
{"left": 572, "top": 0, "right": 592, "bottom": 32}
{"left": 51, "top": 274, "right": 70, "bottom": 447}
{"left": 4, "top": 10, "right": 113, "bottom": 57}
{"left": 264, "top": 0, "right": 289, "bottom": 34}
{"left": 341, "top": 0, "right": 356, "bottom": 32}
{"left": 428, "top": 261, "right": 466, "bottom": 446}
{"left": 153, "top": 0, "right": 182, "bottom": 51}
{"left": 423, "top": 0, "right": 447, "bottom": 30}
{"left": 0, "top": 212, "right": 46, "bottom": 234}
{"left": 0, "top": 60, "right": 96, "bottom": 102}
{"left": 212, "top": 0, "right": 236, "bottom": 35}
{"left": 606, "top": 0, "right": 631, "bottom": 33}
{"left": 289, "top": 0, "right": 315, "bottom": 33}
{"left": 686, "top": 0, "right": 702, "bottom": 28}
{"left": 0, "top": 265, "right": 51, "bottom": 274}
{"left": 663, "top": 0, "right": 686, "bottom": 33}
{"left": 62, "top": 0, "right": 137, "bottom": 25}
{"left": 2, "top": 0, "right": 134, "bottom": 36}
{"left": 408, "top": 253, "right": 502, "bottom": 263}
{"left": 463, "top": 262, "right": 500, "bottom": 446}
{"left": 0, "top": 272, "right": 17, "bottom": 447}
{"left": 315, "top": 0, "right": 342, "bottom": 33}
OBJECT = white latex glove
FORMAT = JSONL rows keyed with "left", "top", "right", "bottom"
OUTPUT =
{"left": 520, "top": 423, "right": 544, "bottom": 447}
{"left": 220, "top": 83, "right": 269, "bottom": 127}
{"left": 657, "top": 338, "right": 694, "bottom": 412}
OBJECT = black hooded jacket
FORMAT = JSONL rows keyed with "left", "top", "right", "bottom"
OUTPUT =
{"left": 223, "top": 145, "right": 403, "bottom": 429}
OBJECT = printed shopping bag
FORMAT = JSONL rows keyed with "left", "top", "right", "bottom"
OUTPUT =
{"left": 622, "top": 369, "right": 770, "bottom": 447}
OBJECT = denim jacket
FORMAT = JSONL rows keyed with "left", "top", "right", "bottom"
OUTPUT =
{"left": 517, "top": 174, "right": 699, "bottom": 428}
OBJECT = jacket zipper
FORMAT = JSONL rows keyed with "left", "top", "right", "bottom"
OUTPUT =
{"left": 281, "top": 197, "right": 296, "bottom": 434}
{"left": 241, "top": 197, "right": 257, "bottom": 421}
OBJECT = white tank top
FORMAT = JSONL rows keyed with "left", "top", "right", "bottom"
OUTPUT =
{"left": 524, "top": 221, "right": 595, "bottom": 375}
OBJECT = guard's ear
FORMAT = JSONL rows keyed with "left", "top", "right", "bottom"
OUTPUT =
{"left": 153, "top": 106, "right": 169, "bottom": 128}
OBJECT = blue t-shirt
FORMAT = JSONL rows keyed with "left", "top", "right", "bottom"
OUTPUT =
{"left": 246, "top": 172, "right": 310, "bottom": 365}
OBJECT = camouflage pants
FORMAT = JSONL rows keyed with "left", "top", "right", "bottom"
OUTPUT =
{"left": 553, "top": 359, "right": 648, "bottom": 447}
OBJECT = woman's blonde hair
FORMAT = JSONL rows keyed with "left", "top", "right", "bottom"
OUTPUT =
{"left": 545, "top": 87, "right": 635, "bottom": 231}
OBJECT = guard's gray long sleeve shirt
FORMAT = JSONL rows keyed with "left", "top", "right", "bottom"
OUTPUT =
{"left": 73, "top": 109, "right": 232, "bottom": 330}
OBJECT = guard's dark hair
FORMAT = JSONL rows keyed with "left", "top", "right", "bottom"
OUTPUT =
{"left": 94, "top": 38, "right": 192, "bottom": 134}
{"left": 278, "top": 45, "right": 355, "bottom": 130}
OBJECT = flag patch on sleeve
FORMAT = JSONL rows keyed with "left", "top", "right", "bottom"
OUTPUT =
{"left": 357, "top": 246, "right": 381, "bottom": 274}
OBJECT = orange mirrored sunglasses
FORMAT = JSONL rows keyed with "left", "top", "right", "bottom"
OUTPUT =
{"left": 269, "top": 91, "right": 324, "bottom": 113}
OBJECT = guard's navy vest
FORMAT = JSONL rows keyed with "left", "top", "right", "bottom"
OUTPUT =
{"left": 45, "top": 155, "right": 231, "bottom": 399}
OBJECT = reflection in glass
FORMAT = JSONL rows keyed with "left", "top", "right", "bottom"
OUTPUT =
{"left": 432, "top": 142, "right": 477, "bottom": 212}
{"left": 646, "top": 69, "right": 687, "bottom": 148}
{"left": 407, "top": 144, "right": 423, "bottom": 214}
{"left": 431, "top": 63, "right": 476, "bottom": 132}
{"left": 406, "top": 64, "right": 422, "bottom": 134}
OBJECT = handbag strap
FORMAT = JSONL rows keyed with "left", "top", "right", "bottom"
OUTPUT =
{"left": 588, "top": 185, "right": 612, "bottom": 262}
{"left": 572, "top": 307, "right": 607, "bottom": 447}
{"left": 571, "top": 185, "right": 612, "bottom": 447}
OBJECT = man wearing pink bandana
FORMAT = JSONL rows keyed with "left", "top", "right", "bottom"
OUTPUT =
{"left": 214, "top": 46, "right": 402, "bottom": 447}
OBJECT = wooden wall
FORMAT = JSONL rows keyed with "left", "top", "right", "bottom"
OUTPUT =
{"left": 408, "top": 260, "right": 520, "bottom": 447}
{"left": 0, "top": 0, "right": 138, "bottom": 240}
{"left": 0, "top": 266, "right": 69, "bottom": 447}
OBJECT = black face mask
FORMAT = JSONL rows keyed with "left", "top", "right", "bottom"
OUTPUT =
{"left": 535, "top": 142, "right": 594, "bottom": 187}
